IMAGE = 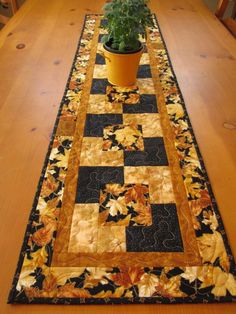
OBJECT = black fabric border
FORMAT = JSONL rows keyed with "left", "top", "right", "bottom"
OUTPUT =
{"left": 7, "top": 14, "right": 90, "bottom": 304}
{"left": 7, "top": 295, "right": 236, "bottom": 305}
{"left": 7, "top": 13, "right": 236, "bottom": 305}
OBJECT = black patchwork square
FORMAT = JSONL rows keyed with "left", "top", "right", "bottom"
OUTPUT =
{"left": 124, "top": 137, "right": 168, "bottom": 166}
{"left": 95, "top": 53, "right": 105, "bottom": 65}
{"left": 76, "top": 166, "right": 124, "bottom": 203}
{"left": 126, "top": 204, "right": 183, "bottom": 252}
{"left": 100, "top": 19, "right": 108, "bottom": 28}
{"left": 98, "top": 34, "right": 104, "bottom": 43}
{"left": 123, "top": 94, "right": 158, "bottom": 113}
{"left": 137, "top": 65, "right": 152, "bottom": 78}
{"left": 91, "top": 79, "right": 109, "bottom": 94}
{"left": 84, "top": 114, "right": 123, "bottom": 137}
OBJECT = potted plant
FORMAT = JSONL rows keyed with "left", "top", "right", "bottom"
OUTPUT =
{"left": 102, "top": 0, "right": 154, "bottom": 86}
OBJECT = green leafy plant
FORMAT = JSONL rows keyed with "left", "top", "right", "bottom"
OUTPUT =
{"left": 102, "top": 0, "right": 154, "bottom": 52}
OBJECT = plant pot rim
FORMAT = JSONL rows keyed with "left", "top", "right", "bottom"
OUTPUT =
{"left": 103, "top": 41, "right": 143, "bottom": 55}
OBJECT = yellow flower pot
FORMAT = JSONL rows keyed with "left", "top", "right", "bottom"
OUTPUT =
{"left": 103, "top": 42, "right": 143, "bottom": 87}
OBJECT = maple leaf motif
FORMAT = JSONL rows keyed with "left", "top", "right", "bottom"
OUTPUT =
{"left": 106, "top": 197, "right": 128, "bottom": 216}
{"left": 125, "top": 184, "right": 149, "bottom": 205}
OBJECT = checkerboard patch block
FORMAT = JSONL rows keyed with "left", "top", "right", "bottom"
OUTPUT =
{"left": 73, "top": 61, "right": 182, "bottom": 254}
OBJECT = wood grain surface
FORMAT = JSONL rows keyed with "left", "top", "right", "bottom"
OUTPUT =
{"left": 0, "top": 0, "right": 236, "bottom": 313}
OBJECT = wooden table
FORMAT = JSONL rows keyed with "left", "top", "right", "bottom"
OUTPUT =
{"left": 0, "top": 0, "right": 236, "bottom": 313}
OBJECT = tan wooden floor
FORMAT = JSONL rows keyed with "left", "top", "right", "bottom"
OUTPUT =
{"left": 0, "top": 0, "right": 236, "bottom": 313}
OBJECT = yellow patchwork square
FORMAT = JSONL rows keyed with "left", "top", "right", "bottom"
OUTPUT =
{"left": 88, "top": 95, "right": 122, "bottom": 114}
{"left": 68, "top": 204, "right": 99, "bottom": 253}
{"left": 123, "top": 113, "right": 163, "bottom": 137}
{"left": 147, "top": 166, "right": 175, "bottom": 204}
{"left": 124, "top": 166, "right": 149, "bottom": 184}
{"left": 93, "top": 64, "right": 107, "bottom": 79}
{"left": 137, "top": 78, "right": 155, "bottom": 94}
{"left": 124, "top": 166, "right": 175, "bottom": 204}
{"left": 97, "top": 226, "right": 126, "bottom": 253}
{"left": 140, "top": 53, "right": 150, "bottom": 65}
{"left": 80, "top": 137, "right": 124, "bottom": 167}
{"left": 99, "top": 29, "right": 107, "bottom": 35}
{"left": 97, "top": 43, "right": 104, "bottom": 53}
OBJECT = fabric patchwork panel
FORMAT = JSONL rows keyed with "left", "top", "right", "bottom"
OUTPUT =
{"left": 68, "top": 204, "right": 99, "bottom": 253}
{"left": 140, "top": 53, "right": 150, "bottom": 65}
{"left": 124, "top": 166, "right": 175, "bottom": 204}
{"left": 123, "top": 94, "right": 158, "bottom": 114}
{"left": 124, "top": 137, "right": 168, "bottom": 166}
{"left": 137, "top": 78, "right": 155, "bottom": 94}
{"left": 148, "top": 166, "right": 175, "bottom": 203}
{"left": 95, "top": 53, "right": 105, "bottom": 65}
{"left": 88, "top": 95, "right": 123, "bottom": 114}
{"left": 80, "top": 137, "right": 124, "bottom": 167}
{"left": 100, "top": 18, "right": 108, "bottom": 27}
{"left": 137, "top": 64, "right": 152, "bottom": 78}
{"left": 93, "top": 65, "right": 107, "bottom": 79}
{"left": 124, "top": 166, "right": 149, "bottom": 184}
{"left": 97, "top": 226, "right": 126, "bottom": 253}
{"left": 91, "top": 78, "right": 109, "bottom": 94}
{"left": 126, "top": 204, "right": 183, "bottom": 252}
{"left": 84, "top": 114, "right": 123, "bottom": 137}
{"left": 123, "top": 113, "right": 162, "bottom": 137}
{"left": 76, "top": 166, "right": 124, "bottom": 203}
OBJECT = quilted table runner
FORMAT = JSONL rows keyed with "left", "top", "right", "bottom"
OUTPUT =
{"left": 8, "top": 14, "right": 236, "bottom": 304}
